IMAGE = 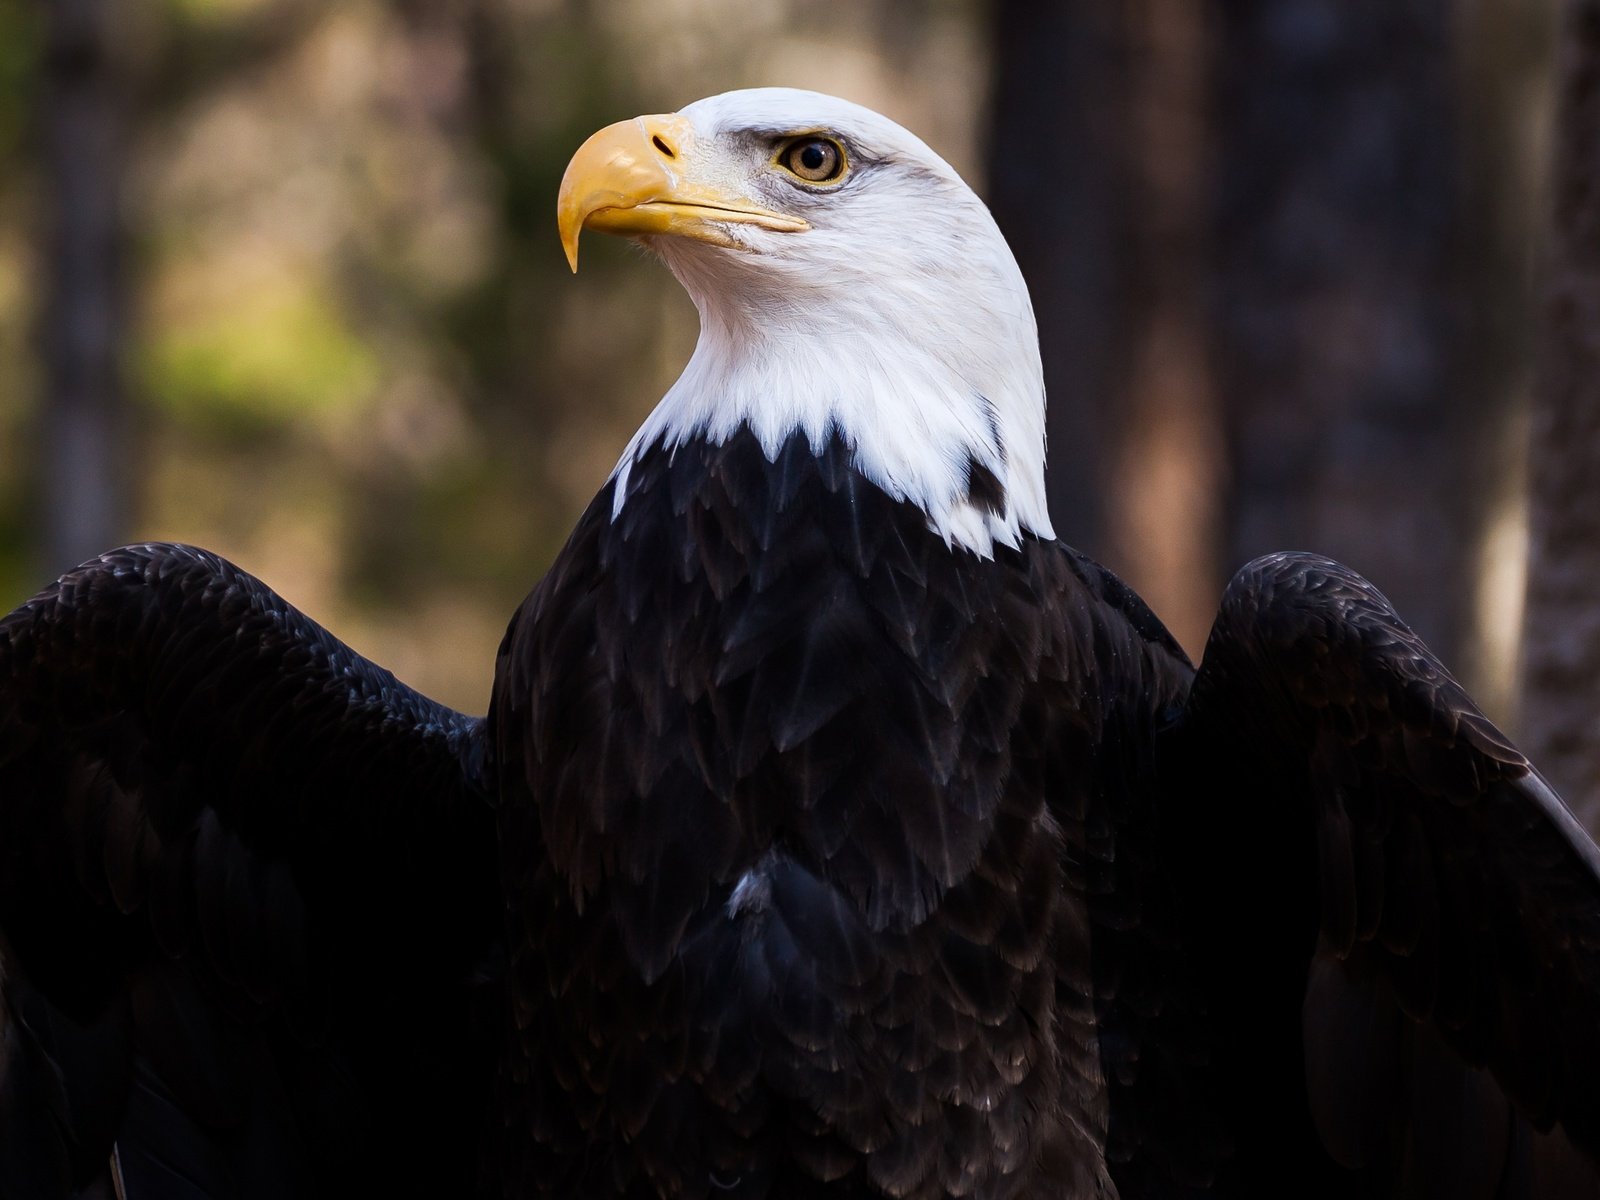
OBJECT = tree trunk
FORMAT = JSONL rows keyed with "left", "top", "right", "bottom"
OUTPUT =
{"left": 1209, "top": 0, "right": 1470, "bottom": 664}
{"left": 1107, "top": 0, "right": 1221, "bottom": 656}
{"left": 38, "top": 0, "right": 129, "bottom": 572}
{"left": 986, "top": 0, "right": 1132, "bottom": 563}
{"left": 987, "top": 0, "right": 1221, "bottom": 656}
{"left": 1519, "top": 0, "right": 1600, "bottom": 829}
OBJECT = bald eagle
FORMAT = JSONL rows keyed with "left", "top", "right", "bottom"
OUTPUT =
{"left": 2, "top": 89, "right": 1598, "bottom": 1200}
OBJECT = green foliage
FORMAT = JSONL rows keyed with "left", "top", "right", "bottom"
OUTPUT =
{"left": 0, "top": 0, "right": 39, "bottom": 164}
{"left": 142, "top": 277, "right": 378, "bottom": 438}
{"left": 166, "top": 0, "right": 271, "bottom": 24}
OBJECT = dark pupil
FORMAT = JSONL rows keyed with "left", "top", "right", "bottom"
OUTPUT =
{"left": 799, "top": 143, "right": 828, "bottom": 171}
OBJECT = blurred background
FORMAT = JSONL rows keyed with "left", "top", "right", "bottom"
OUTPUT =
{"left": 1, "top": 0, "right": 1592, "bottom": 806}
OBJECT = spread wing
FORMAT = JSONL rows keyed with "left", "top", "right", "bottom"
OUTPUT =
{"left": 0, "top": 544, "right": 501, "bottom": 1200}
{"left": 1163, "top": 552, "right": 1600, "bottom": 1196}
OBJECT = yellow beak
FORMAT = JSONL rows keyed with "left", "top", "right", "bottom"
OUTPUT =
{"left": 557, "top": 113, "right": 809, "bottom": 271}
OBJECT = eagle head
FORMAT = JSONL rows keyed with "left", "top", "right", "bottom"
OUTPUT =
{"left": 558, "top": 88, "right": 1052, "bottom": 554}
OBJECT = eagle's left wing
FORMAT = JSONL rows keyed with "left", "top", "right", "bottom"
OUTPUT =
{"left": 1160, "top": 552, "right": 1600, "bottom": 1197}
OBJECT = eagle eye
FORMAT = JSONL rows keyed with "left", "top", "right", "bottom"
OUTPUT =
{"left": 777, "top": 136, "right": 847, "bottom": 185}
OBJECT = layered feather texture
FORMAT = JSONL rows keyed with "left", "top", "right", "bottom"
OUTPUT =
{"left": 493, "top": 427, "right": 1207, "bottom": 1199}
{"left": 0, "top": 546, "right": 500, "bottom": 1199}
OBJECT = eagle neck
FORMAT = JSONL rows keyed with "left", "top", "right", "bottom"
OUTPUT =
{"left": 608, "top": 260, "right": 1054, "bottom": 557}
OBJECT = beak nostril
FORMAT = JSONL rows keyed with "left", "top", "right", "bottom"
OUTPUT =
{"left": 652, "top": 134, "right": 676, "bottom": 159}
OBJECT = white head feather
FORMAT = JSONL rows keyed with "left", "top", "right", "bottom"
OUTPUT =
{"left": 610, "top": 88, "right": 1054, "bottom": 555}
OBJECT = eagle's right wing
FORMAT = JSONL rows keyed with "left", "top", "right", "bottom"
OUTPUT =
{"left": 0, "top": 544, "right": 502, "bottom": 1199}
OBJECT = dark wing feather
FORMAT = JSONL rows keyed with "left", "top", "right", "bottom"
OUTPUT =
{"left": 1164, "top": 551, "right": 1600, "bottom": 1195}
{"left": 0, "top": 543, "right": 501, "bottom": 1199}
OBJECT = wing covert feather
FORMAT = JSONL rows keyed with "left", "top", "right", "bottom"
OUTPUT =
{"left": 1170, "top": 552, "right": 1600, "bottom": 1192}
{"left": 0, "top": 543, "right": 501, "bottom": 1199}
